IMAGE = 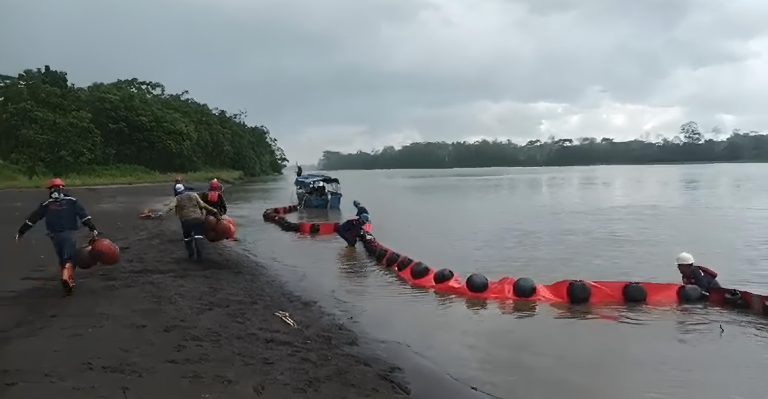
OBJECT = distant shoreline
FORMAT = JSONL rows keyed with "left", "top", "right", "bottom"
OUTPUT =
{"left": 318, "top": 159, "right": 768, "bottom": 171}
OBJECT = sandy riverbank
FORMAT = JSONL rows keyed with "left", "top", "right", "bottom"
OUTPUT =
{"left": 0, "top": 184, "right": 409, "bottom": 398}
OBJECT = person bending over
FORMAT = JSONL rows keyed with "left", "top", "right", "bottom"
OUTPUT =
{"left": 199, "top": 179, "right": 227, "bottom": 216}
{"left": 676, "top": 252, "right": 720, "bottom": 293}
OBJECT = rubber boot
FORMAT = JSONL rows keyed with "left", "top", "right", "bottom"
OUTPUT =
{"left": 61, "top": 263, "right": 75, "bottom": 295}
{"left": 193, "top": 237, "right": 203, "bottom": 260}
{"left": 184, "top": 239, "right": 195, "bottom": 259}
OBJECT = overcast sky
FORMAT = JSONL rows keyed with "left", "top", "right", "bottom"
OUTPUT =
{"left": 2, "top": 0, "right": 767, "bottom": 163}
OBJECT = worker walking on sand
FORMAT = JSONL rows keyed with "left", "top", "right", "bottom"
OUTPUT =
{"left": 676, "top": 252, "right": 721, "bottom": 293}
{"left": 199, "top": 179, "right": 227, "bottom": 216}
{"left": 172, "top": 184, "right": 220, "bottom": 260}
{"left": 15, "top": 178, "right": 99, "bottom": 294}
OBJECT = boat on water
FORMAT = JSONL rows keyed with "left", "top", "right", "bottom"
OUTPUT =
{"left": 294, "top": 173, "right": 342, "bottom": 209}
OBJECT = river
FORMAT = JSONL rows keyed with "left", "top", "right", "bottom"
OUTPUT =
{"left": 226, "top": 164, "right": 768, "bottom": 399}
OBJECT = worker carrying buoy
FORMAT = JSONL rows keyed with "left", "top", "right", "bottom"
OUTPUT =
{"left": 353, "top": 200, "right": 372, "bottom": 233}
{"left": 676, "top": 252, "right": 720, "bottom": 293}
{"left": 171, "top": 184, "right": 220, "bottom": 260}
{"left": 337, "top": 213, "right": 370, "bottom": 247}
{"left": 199, "top": 179, "right": 227, "bottom": 216}
{"left": 14, "top": 178, "right": 99, "bottom": 295}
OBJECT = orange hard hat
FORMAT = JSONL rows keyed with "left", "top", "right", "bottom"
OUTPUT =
{"left": 46, "top": 178, "right": 65, "bottom": 189}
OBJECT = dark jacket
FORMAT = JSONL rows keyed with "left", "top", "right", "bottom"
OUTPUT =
{"left": 337, "top": 218, "right": 366, "bottom": 246}
{"left": 682, "top": 265, "right": 720, "bottom": 292}
{"left": 355, "top": 206, "right": 369, "bottom": 218}
{"left": 17, "top": 193, "right": 97, "bottom": 236}
{"left": 199, "top": 191, "right": 227, "bottom": 215}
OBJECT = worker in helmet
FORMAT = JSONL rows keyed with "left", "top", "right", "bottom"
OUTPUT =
{"left": 676, "top": 252, "right": 720, "bottom": 292}
{"left": 337, "top": 213, "right": 370, "bottom": 247}
{"left": 171, "top": 184, "right": 220, "bottom": 260}
{"left": 352, "top": 200, "right": 369, "bottom": 217}
{"left": 173, "top": 176, "right": 195, "bottom": 196}
{"left": 199, "top": 179, "right": 227, "bottom": 216}
{"left": 15, "top": 178, "right": 98, "bottom": 294}
{"left": 352, "top": 200, "right": 372, "bottom": 233}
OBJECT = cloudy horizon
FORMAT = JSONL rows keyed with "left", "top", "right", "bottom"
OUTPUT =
{"left": 2, "top": 0, "right": 767, "bottom": 164}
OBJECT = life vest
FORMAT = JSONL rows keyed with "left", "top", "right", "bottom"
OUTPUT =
{"left": 682, "top": 265, "right": 718, "bottom": 285}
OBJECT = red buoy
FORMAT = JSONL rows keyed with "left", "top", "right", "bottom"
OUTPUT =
{"left": 204, "top": 216, "right": 237, "bottom": 242}
{"left": 90, "top": 238, "right": 120, "bottom": 265}
{"left": 221, "top": 217, "right": 237, "bottom": 239}
{"left": 74, "top": 245, "right": 97, "bottom": 269}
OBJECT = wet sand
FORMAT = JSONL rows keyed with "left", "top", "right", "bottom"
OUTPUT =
{"left": 0, "top": 184, "right": 410, "bottom": 398}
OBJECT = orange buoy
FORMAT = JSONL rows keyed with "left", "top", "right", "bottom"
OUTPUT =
{"left": 204, "top": 215, "right": 236, "bottom": 242}
{"left": 75, "top": 245, "right": 97, "bottom": 269}
{"left": 90, "top": 238, "right": 120, "bottom": 265}
{"left": 222, "top": 215, "right": 237, "bottom": 228}
{"left": 204, "top": 215, "right": 220, "bottom": 232}
{"left": 222, "top": 218, "right": 237, "bottom": 239}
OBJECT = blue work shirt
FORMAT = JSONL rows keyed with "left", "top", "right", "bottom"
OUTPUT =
{"left": 24, "top": 195, "right": 92, "bottom": 234}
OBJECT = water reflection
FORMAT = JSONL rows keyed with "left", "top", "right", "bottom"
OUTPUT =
{"left": 464, "top": 298, "right": 489, "bottom": 312}
{"left": 497, "top": 301, "right": 538, "bottom": 318}
{"left": 336, "top": 246, "right": 366, "bottom": 281}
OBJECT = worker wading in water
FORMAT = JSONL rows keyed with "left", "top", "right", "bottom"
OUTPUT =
{"left": 337, "top": 213, "right": 371, "bottom": 247}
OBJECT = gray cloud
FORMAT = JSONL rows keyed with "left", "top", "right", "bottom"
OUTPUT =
{"left": 2, "top": 0, "right": 767, "bottom": 163}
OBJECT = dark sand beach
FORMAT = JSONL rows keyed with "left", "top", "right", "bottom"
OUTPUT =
{"left": 0, "top": 184, "right": 410, "bottom": 398}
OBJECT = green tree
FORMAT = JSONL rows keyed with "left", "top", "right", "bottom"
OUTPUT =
{"left": 0, "top": 65, "right": 288, "bottom": 177}
{"left": 317, "top": 123, "right": 768, "bottom": 170}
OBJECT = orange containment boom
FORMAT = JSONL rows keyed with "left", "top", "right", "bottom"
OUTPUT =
{"left": 262, "top": 205, "right": 768, "bottom": 317}
{"left": 263, "top": 205, "right": 340, "bottom": 235}
{"left": 357, "top": 236, "right": 768, "bottom": 314}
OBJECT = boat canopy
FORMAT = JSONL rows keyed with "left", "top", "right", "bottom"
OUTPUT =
{"left": 295, "top": 174, "right": 340, "bottom": 188}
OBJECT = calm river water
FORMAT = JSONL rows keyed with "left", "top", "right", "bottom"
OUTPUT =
{"left": 227, "top": 164, "right": 768, "bottom": 399}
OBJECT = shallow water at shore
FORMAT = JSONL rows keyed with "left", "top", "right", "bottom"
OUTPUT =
{"left": 229, "top": 164, "right": 768, "bottom": 399}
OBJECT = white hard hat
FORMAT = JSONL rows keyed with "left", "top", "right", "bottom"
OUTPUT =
{"left": 676, "top": 252, "right": 695, "bottom": 265}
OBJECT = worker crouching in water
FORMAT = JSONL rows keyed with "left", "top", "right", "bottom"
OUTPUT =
{"left": 676, "top": 252, "right": 720, "bottom": 293}
{"left": 337, "top": 213, "right": 370, "bottom": 247}
{"left": 172, "top": 184, "right": 220, "bottom": 260}
{"left": 199, "top": 179, "right": 227, "bottom": 216}
{"left": 352, "top": 200, "right": 372, "bottom": 233}
{"left": 15, "top": 178, "right": 99, "bottom": 294}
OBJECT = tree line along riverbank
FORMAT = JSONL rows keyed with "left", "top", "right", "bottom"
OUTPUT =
{"left": 318, "top": 122, "right": 768, "bottom": 170}
{"left": 0, "top": 65, "right": 287, "bottom": 189}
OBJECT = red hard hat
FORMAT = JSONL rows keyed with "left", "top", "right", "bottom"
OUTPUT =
{"left": 46, "top": 178, "right": 65, "bottom": 189}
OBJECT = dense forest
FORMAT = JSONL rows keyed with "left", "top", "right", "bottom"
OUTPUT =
{"left": 0, "top": 65, "right": 287, "bottom": 177}
{"left": 319, "top": 122, "right": 768, "bottom": 170}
